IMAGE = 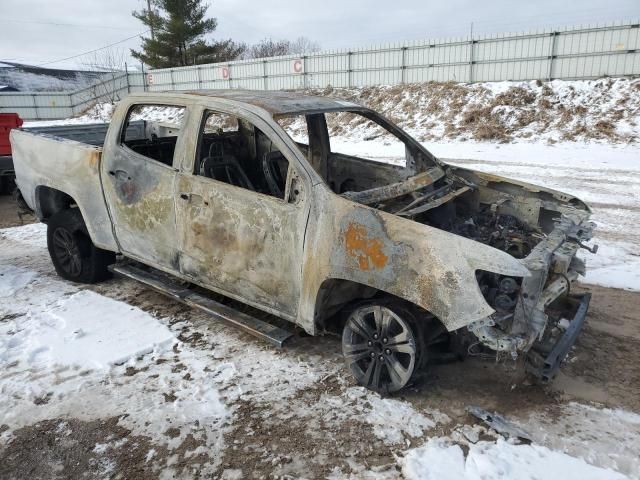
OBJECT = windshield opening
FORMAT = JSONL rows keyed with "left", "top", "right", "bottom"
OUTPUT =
{"left": 275, "top": 109, "right": 438, "bottom": 196}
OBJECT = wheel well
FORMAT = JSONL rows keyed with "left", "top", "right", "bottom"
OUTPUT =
{"left": 35, "top": 186, "right": 76, "bottom": 222}
{"left": 314, "top": 278, "right": 444, "bottom": 334}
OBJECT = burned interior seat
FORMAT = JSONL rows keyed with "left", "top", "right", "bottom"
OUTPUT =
{"left": 200, "top": 141, "right": 254, "bottom": 190}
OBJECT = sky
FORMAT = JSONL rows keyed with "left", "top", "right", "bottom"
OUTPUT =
{"left": 0, "top": 0, "right": 639, "bottom": 70}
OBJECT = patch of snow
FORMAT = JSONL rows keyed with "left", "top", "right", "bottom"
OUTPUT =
{"left": 402, "top": 437, "right": 629, "bottom": 480}
{"left": 145, "top": 448, "right": 157, "bottom": 462}
{"left": 0, "top": 290, "right": 175, "bottom": 370}
{"left": 583, "top": 242, "right": 640, "bottom": 291}
{"left": 403, "top": 438, "right": 466, "bottom": 479}
{"left": 220, "top": 469, "right": 244, "bottom": 480}
{"left": 520, "top": 402, "right": 640, "bottom": 478}
{"left": 347, "top": 387, "right": 444, "bottom": 444}
{"left": 0, "top": 222, "right": 47, "bottom": 248}
{"left": 307, "top": 78, "right": 640, "bottom": 144}
{"left": 0, "top": 265, "right": 36, "bottom": 297}
{"left": 24, "top": 103, "right": 115, "bottom": 127}
{"left": 0, "top": 66, "right": 103, "bottom": 92}
{"left": 93, "top": 443, "right": 109, "bottom": 454}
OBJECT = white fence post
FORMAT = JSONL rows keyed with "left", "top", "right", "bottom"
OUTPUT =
{"left": 469, "top": 38, "right": 475, "bottom": 83}
{"left": 401, "top": 46, "right": 407, "bottom": 84}
{"left": 263, "top": 60, "right": 268, "bottom": 90}
{"left": 302, "top": 56, "right": 308, "bottom": 89}
{"left": 548, "top": 31, "right": 559, "bottom": 80}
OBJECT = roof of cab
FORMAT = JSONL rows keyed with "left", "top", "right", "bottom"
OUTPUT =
{"left": 157, "top": 89, "right": 366, "bottom": 115}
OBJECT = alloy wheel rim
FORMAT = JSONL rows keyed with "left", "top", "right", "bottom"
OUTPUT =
{"left": 52, "top": 228, "right": 83, "bottom": 277}
{"left": 342, "top": 305, "right": 417, "bottom": 393}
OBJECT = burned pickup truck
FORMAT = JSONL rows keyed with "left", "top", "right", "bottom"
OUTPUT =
{"left": 11, "top": 91, "right": 596, "bottom": 393}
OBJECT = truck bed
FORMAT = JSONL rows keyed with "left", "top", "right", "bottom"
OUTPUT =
{"left": 23, "top": 120, "right": 146, "bottom": 146}
{"left": 10, "top": 128, "right": 119, "bottom": 250}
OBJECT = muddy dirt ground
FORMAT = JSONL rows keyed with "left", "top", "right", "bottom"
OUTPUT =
{"left": 1, "top": 192, "right": 639, "bottom": 479}
{"left": 0, "top": 191, "right": 31, "bottom": 229}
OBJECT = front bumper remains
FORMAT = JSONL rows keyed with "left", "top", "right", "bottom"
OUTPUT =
{"left": 525, "top": 292, "right": 591, "bottom": 381}
{"left": 468, "top": 213, "right": 595, "bottom": 381}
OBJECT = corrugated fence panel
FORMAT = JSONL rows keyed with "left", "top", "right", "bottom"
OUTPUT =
{"left": 307, "top": 51, "right": 349, "bottom": 88}
{"left": 262, "top": 57, "right": 294, "bottom": 90}
{"left": 0, "top": 92, "right": 73, "bottom": 119}
{"left": 170, "top": 68, "right": 199, "bottom": 89}
{"left": 2, "top": 20, "right": 639, "bottom": 119}
{"left": 241, "top": 63, "right": 267, "bottom": 89}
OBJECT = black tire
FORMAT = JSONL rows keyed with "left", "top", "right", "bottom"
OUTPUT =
{"left": 342, "top": 300, "right": 428, "bottom": 394}
{"left": 47, "top": 208, "right": 115, "bottom": 283}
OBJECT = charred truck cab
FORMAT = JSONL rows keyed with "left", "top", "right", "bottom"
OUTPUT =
{"left": 11, "top": 90, "right": 596, "bottom": 393}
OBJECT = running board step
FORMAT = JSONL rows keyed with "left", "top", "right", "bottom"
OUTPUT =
{"left": 110, "top": 263, "right": 294, "bottom": 348}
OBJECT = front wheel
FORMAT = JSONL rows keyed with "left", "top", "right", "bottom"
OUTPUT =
{"left": 47, "top": 209, "right": 115, "bottom": 283}
{"left": 342, "top": 302, "right": 423, "bottom": 393}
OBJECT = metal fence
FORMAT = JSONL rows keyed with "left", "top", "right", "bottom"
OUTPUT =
{"left": 0, "top": 72, "right": 146, "bottom": 120}
{"left": 2, "top": 20, "right": 639, "bottom": 120}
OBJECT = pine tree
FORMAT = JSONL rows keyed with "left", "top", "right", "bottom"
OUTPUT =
{"left": 131, "top": 0, "right": 245, "bottom": 68}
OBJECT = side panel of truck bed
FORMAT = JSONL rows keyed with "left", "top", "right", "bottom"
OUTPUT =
{"left": 24, "top": 120, "right": 146, "bottom": 146}
{"left": 11, "top": 129, "right": 118, "bottom": 251}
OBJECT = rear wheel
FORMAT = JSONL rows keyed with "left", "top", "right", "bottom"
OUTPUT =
{"left": 342, "top": 301, "right": 424, "bottom": 393}
{"left": 47, "top": 209, "right": 115, "bottom": 283}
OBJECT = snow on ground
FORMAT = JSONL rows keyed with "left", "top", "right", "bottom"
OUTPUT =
{"left": 520, "top": 402, "right": 640, "bottom": 476}
{"left": 402, "top": 437, "right": 627, "bottom": 480}
{"left": 1, "top": 289, "right": 175, "bottom": 370}
{"left": 0, "top": 264, "right": 36, "bottom": 297}
{"left": 24, "top": 103, "right": 116, "bottom": 127}
{"left": 310, "top": 78, "right": 640, "bottom": 144}
{"left": 0, "top": 224, "right": 640, "bottom": 479}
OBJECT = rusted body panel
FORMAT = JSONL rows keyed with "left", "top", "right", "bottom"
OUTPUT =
{"left": 298, "top": 186, "right": 530, "bottom": 332}
{"left": 11, "top": 90, "right": 595, "bottom": 358}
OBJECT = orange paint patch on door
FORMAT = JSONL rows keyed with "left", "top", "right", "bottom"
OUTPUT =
{"left": 345, "top": 223, "right": 388, "bottom": 270}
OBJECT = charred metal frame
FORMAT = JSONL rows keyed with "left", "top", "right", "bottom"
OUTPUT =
{"left": 11, "top": 90, "right": 596, "bottom": 381}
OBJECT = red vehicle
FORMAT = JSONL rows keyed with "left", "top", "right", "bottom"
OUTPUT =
{"left": 0, "top": 113, "right": 23, "bottom": 193}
